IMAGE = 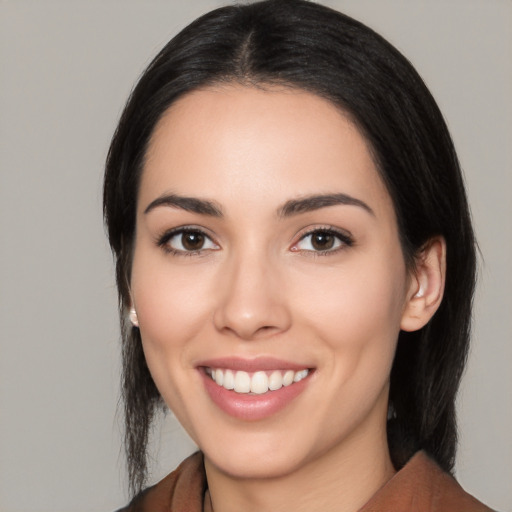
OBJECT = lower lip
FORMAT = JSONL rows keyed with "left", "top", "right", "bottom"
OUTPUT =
{"left": 200, "top": 369, "right": 311, "bottom": 421}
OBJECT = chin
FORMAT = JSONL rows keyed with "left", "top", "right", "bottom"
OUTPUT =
{"left": 205, "top": 443, "right": 307, "bottom": 480}
{"left": 198, "top": 423, "right": 328, "bottom": 481}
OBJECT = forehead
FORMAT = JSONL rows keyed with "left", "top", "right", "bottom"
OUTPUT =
{"left": 141, "top": 84, "right": 393, "bottom": 217}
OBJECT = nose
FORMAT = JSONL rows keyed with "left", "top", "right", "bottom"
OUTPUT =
{"left": 213, "top": 250, "right": 292, "bottom": 340}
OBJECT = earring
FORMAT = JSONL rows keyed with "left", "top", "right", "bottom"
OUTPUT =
{"left": 415, "top": 284, "right": 425, "bottom": 298}
{"left": 129, "top": 307, "right": 139, "bottom": 327}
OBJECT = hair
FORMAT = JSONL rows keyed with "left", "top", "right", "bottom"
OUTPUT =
{"left": 104, "top": 0, "right": 476, "bottom": 496}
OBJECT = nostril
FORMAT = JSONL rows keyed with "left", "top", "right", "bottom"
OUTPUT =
{"left": 253, "top": 325, "right": 282, "bottom": 337}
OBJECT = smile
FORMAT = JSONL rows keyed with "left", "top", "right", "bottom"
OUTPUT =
{"left": 199, "top": 359, "right": 314, "bottom": 420}
{"left": 205, "top": 367, "right": 310, "bottom": 395}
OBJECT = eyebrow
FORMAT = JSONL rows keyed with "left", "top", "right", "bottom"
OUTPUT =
{"left": 278, "top": 193, "right": 374, "bottom": 217}
{"left": 144, "top": 194, "right": 223, "bottom": 217}
{"left": 144, "top": 192, "right": 374, "bottom": 218}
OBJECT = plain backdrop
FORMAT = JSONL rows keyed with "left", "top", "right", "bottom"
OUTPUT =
{"left": 0, "top": 1, "right": 511, "bottom": 511}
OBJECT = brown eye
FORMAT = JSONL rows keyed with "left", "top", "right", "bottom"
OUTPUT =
{"left": 181, "top": 231, "right": 205, "bottom": 250}
{"left": 162, "top": 228, "right": 219, "bottom": 254}
{"left": 310, "top": 232, "right": 335, "bottom": 250}
{"left": 293, "top": 228, "right": 353, "bottom": 253}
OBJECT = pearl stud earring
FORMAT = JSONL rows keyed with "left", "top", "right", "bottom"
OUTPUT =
{"left": 129, "top": 307, "right": 139, "bottom": 327}
{"left": 415, "top": 284, "right": 425, "bottom": 298}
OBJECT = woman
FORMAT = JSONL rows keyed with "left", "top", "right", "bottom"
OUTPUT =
{"left": 104, "top": 1, "right": 492, "bottom": 510}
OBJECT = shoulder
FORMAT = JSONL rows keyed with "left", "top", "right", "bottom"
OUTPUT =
{"left": 361, "top": 451, "right": 495, "bottom": 512}
{"left": 115, "top": 452, "right": 206, "bottom": 512}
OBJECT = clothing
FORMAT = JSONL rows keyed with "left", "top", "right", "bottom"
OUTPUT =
{"left": 118, "top": 451, "right": 493, "bottom": 512}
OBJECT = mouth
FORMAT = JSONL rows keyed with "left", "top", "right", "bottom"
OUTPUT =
{"left": 204, "top": 367, "right": 310, "bottom": 395}
{"left": 197, "top": 358, "right": 314, "bottom": 420}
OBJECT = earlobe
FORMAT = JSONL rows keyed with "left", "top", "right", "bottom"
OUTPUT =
{"left": 400, "top": 237, "right": 446, "bottom": 332}
{"left": 128, "top": 289, "right": 139, "bottom": 327}
{"left": 129, "top": 306, "right": 139, "bottom": 327}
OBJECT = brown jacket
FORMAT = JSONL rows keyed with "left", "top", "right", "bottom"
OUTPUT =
{"left": 119, "top": 451, "right": 494, "bottom": 512}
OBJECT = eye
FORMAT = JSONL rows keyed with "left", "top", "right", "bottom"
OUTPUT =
{"left": 159, "top": 228, "right": 219, "bottom": 254}
{"left": 292, "top": 228, "right": 353, "bottom": 253}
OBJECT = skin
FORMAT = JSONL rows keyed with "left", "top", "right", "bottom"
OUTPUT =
{"left": 130, "top": 85, "right": 445, "bottom": 512}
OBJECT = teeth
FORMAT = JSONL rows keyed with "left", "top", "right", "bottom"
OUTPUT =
{"left": 283, "top": 370, "right": 294, "bottom": 386}
{"left": 223, "top": 369, "right": 235, "bottom": 390}
{"left": 269, "top": 370, "right": 283, "bottom": 391}
{"left": 294, "top": 369, "right": 309, "bottom": 382}
{"left": 250, "top": 371, "right": 268, "bottom": 394}
{"left": 214, "top": 369, "right": 223, "bottom": 387}
{"left": 234, "top": 371, "right": 251, "bottom": 393}
{"left": 207, "top": 368, "right": 309, "bottom": 394}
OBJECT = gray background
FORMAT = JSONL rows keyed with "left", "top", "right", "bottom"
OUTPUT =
{"left": 0, "top": 1, "right": 510, "bottom": 511}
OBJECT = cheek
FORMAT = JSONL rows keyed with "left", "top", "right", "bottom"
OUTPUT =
{"left": 130, "top": 257, "right": 217, "bottom": 433}
{"left": 130, "top": 248, "right": 216, "bottom": 375}
{"left": 292, "top": 252, "right": 407, "bottom": 370}
{"left": 136, "top": 276, "right": 205, "bottom": 344}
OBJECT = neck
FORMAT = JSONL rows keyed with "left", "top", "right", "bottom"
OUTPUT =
{"left": 204, "top": 413, "right": 395, "bottom": 512}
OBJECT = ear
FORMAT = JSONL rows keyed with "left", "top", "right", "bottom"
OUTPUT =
{"left": 128, "top": 293, "right": 139, "bottom": 327}
{"left": 128, "top": 306, "right": 139, "bottom": 327}
{"left": 400, "top": 236, "right": 446, "bottom": 332}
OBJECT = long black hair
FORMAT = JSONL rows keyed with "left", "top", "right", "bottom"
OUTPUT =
{"left": 104, "top": 0, "right": 476, "bottom": 495}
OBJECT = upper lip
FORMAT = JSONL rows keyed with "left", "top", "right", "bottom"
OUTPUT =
{"left": 196, "top": 357, "right": 312, "bottom": 372}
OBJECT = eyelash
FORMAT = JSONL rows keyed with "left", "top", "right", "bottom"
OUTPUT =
{"left": 156, "top": 227, "right": 219, "bottom": 256}
{"left": 156, "top": 226, "right": 354, "bottom": 257}
{"left": 292, "top": 226, "right": 354, "bottom": 256}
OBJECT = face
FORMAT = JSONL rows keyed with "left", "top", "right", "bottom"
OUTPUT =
{"left": 130, "top": 85, "right": 414, "bottom": 480}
